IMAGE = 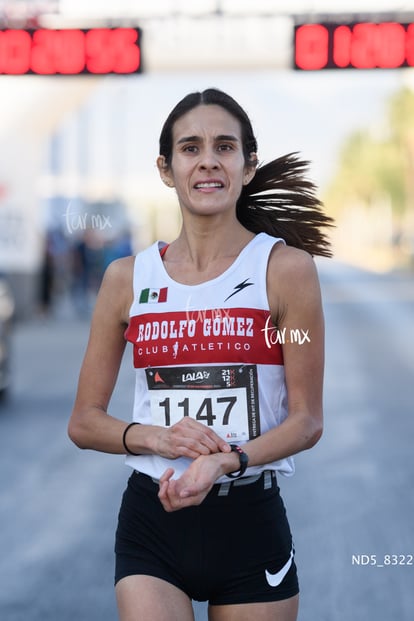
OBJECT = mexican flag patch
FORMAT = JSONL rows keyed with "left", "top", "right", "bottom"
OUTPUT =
{"left": 139, "top": 287, "right": 168, "bottom": 303}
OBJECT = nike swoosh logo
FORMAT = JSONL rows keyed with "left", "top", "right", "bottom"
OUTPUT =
{"left": 265, "top": 547, "right": 294, "bottom": 587}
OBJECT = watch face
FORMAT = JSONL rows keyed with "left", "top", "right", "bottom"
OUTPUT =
{"left": 0, "top": 27, "right": 142, "bottom": 75}
{"left": 228, "top": 444, "right": 248, "bottom": 478}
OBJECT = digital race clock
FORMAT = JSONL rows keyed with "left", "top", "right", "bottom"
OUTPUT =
{"left": 0, "top": 27, "right": 142, "bottom": 75}
{"left": 294, "top": 20, "right": 414, "bottom": 70}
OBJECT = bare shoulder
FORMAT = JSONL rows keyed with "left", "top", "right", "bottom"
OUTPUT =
{"left": 102, "top": 255, "right": 135, "bottom": 288}
{"left": 269, "top": 243, "right": 319, "bottom": 283}
{"left": 95, "top": 255, "right": 135, "bottom": 324}
{"left": 267, "top": 244, "right": 322, "bottom": 321}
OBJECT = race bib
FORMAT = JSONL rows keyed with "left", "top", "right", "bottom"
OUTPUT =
{"left": 145, "top": 365, "right": 260, "bottom": 442}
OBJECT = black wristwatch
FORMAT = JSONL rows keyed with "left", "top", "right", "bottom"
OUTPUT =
{"left": 226, "top": 444, "right": 249, "bottom": 479}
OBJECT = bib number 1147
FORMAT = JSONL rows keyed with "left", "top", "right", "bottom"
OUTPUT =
{"left": 159, "top": 395, "right": 236, "bottom": 427}
{"left": 146, "top": 365, "right": 260, "bottom": 442}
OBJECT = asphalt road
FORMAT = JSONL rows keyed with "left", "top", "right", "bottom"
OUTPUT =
{"left": 0, "top": 260, "right": 413, "bottom": 621}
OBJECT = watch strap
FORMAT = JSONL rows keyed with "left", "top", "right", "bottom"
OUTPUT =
{"left": 226, "top": 444, "right": 249, "bottom": 479}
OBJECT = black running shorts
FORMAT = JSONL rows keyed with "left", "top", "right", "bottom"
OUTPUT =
{"left": 114, "top": 470, "right": 299, "bottom": 605}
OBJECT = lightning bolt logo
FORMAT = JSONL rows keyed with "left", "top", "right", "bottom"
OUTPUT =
{"left": 224, "top": 278, "right": 254, "bottom": 301}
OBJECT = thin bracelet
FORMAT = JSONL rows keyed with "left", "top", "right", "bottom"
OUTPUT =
{"left": 122, "top": 422, "right": 141, "bottom": 455}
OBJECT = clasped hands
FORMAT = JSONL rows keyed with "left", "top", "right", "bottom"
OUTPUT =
{"left": 154, "top": 417, "right": 233, "bottom": 512}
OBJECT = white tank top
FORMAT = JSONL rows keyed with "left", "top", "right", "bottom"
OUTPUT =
{"left": 124, "top": 232, "right": 294, "bottom": 481}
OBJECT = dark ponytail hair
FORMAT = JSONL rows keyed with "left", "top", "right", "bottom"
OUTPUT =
{"left": 159, "top": 88, "right": 334, "bottom": 258}
{"left": 238, "top": 154, "right": 333, "bottom": 258}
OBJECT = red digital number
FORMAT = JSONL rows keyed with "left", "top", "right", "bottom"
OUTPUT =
{"left": 406, "top": 24, "right": 414, "bottom": 66}
{"left": 376, "top": 22, "right": 406, "bottom": 68}
{"left": 0, "top": 28, "right": 141, "bottom": 75}
{"left": 31, "top": 29, "right": 85, "bottom": 74}
{"left": 295, "top": 24, "right": 329, "bottom": 70}
{"left": 333, "top": 25, "right": 351, "bottom": 67}
{"left": 343, "top": 22, "right": 407, "bottom": 69}
{"left": 0, "top": 30, "right": 31, "bottom": 74}
{"left": 111, "top": 28, "right": 140, "bottom": 73}
{"left": 85, "top": 28, "right": 140, "bottom": 74}
{"left": 295, "top": 20, "right": 414, "bottom": 70}
{"left": 350, "top": 23, "right": 377, "bottom": 68}
{"left": 85, "top": 28, "right": 114, "bottom": 74}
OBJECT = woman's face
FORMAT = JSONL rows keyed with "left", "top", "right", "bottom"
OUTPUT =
{"left": 158, "top": 104, "right": 255, "bottom": 218}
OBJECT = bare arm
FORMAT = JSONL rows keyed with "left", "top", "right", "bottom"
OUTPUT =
{"left": 68, "top": 256, "right": 135, "bottom": 453}
{"left": 68, "top": 256, "right": 229, "bottom": 458}
{"left": 237, "top": 244, "right": 324, "bottom": 466}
